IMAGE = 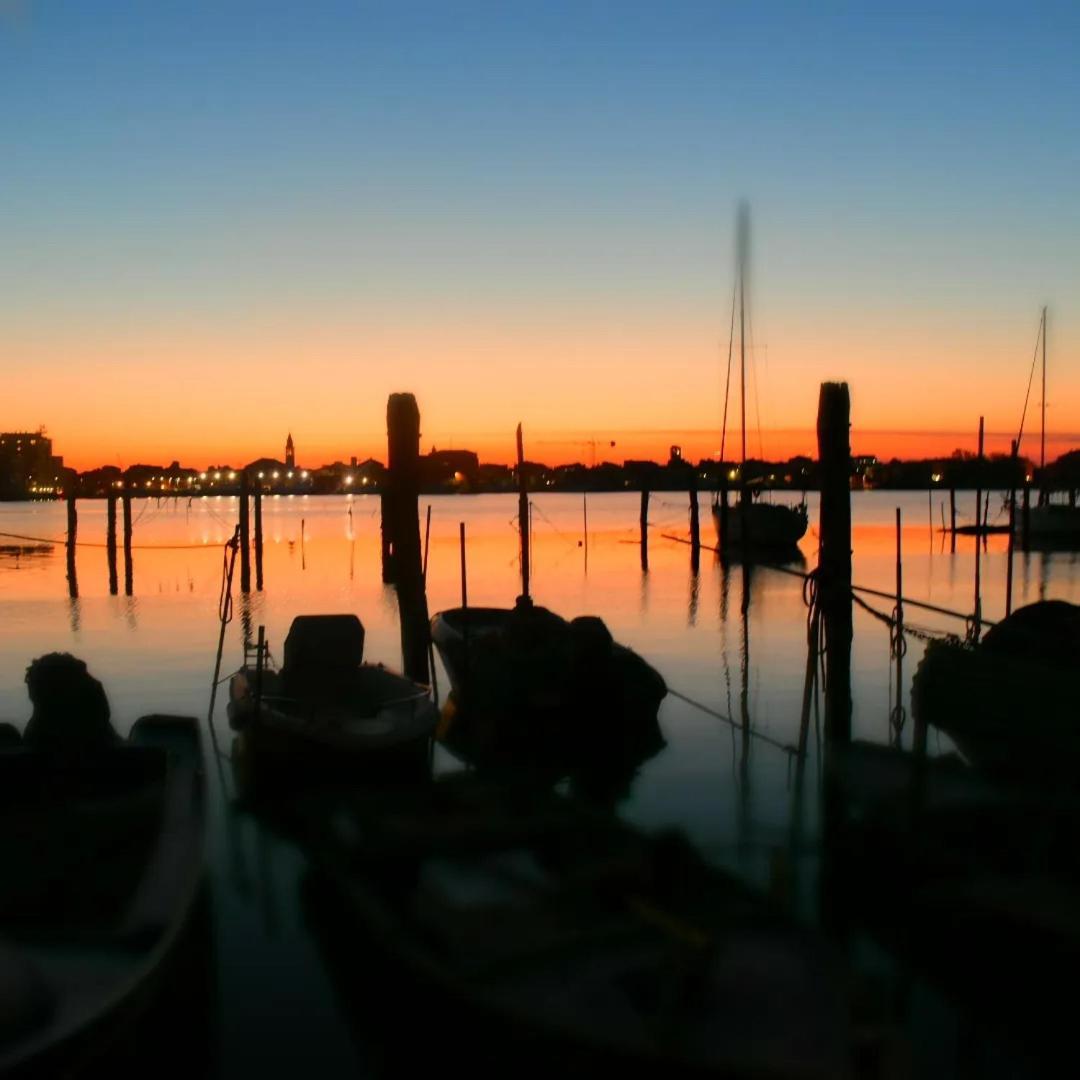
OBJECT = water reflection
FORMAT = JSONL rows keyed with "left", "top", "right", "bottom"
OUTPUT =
{"left": 1, "top": 492, "right": 1079, "bottom": 1077}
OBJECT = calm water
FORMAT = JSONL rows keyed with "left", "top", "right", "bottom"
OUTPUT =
{"left": 2, "top": 491, "right": 1079, "bottom": 1074}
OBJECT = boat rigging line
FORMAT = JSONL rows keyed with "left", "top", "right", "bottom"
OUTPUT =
{"left": 658, "top": 528, "right": 992, "bottom": 629}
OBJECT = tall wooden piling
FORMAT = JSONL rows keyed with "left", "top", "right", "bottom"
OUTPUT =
{"left": 892, "top": 508, "right": 904, "bottom": 748}
{"left": 816, "top": 382, "right": 852, "bottom": 745}
{"left": 122, "top": 490, "right": 133, "bottom": 595}
{"left": 972, "top": 417, "right": 984, "bottom": 642}
{"left": 239, "top": 472, "right": 251, "bottom": 593}
{"left": 1006, "top": 440, "right": 1017, "bottom": 617}
{"left": 639, "top": 487, "right": 649, "bottom": 571}
{"left": 459, "top": 522, "right": 468, "bottom": 609}
{"left": 949, "top": 487, "right": 957, "bottom": 552}
{"left": 253, "top": 485, "right": 264, "bottom": 591}
{"left": 386, "top": 393, "right": 429, "bottom": 685}
{"left": 106, "top": 491, "right": 118, "bottom": 595}
{"left": 688, "top": 475, "right": 701, "bottom": 573}
{"left": 65, "top": 485, "right": 78, "bottom": 599}
{"left": 516, "top": 423, "right": 531, "bottom": 602}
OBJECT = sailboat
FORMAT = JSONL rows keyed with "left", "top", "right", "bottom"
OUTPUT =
{"left": 1018, "top": 307, "right": 1080, "bottom": 548}
{"left": 712, "top": 205, "right": 808, "bottom": 555}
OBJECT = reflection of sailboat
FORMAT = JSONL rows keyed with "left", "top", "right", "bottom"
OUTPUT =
{"left": 712, "top": 205, "right": 807, "bottom": 556}
{"left": 1018, "top": 307, "right": 1080, "bottom": 548}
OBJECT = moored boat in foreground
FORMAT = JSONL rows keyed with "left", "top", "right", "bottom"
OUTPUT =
{"left": 228, "top": 614, "right": 436, "bottom": 791}
{"left": 911, "top": 600, "right": 1080, "bottom": 781}
{"left": 431, "top": 600, "right": 667, "bottom": 774}
{"left": 0, "top": 714, "right": 205, "bottom": 1078}
{"left": 299, "top": 778, "right": 859, "bottom": 1079}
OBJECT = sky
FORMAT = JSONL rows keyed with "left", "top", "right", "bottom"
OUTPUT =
{"left": 2, "top": 1, "right": 1079, "bottom": 470}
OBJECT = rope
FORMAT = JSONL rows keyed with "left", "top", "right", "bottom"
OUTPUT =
{"left": 666, "top": 687, "right": 797, "bottom": 756}
{"left": 1016, "top": 310, "right": 1044, "bottom": 456}
{"left": 0, "top": 529, "right": 225, "bottom": 551}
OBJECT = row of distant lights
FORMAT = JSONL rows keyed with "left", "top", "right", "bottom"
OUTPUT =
{"left": 199, "top": 470, "right": 310, "bottom": 481}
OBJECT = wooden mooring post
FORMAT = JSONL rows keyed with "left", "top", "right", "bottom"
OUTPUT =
{"left": 949, "top": 487, "right": 957, "bottom": 552}
{"left": 239, "top": 472, "right": 251, "bottom": 594}
{"left": 516, "top": 423, "right": 531, "bottom": 603}
{"left": 386, "top": 393, "right": 430, "bottom": 685}
{"left": 65, "top": 484, "right": 78, "bottom": 599}
{"left": 892, "top": 508, "right": 905, "bottom": 748}
{"left": 122, "top": 490, "right": 133, "bottom": 595}
{"left": 1006, "top": 439, "right": 1018, "bottom": 618}
{"left": 253, "top": 484, "right": 264, "bottom": 592}
{"left": 639, "top": 487, "right": 649, "bottom": 571}
{"left": 972, "top": 417, "right": 984, "bottom": 642}
{"left": 817, "top": 382, "right": 852, "bottom": 744}
{"left": 106, "top": 491, "right": 118, "bottom": 595}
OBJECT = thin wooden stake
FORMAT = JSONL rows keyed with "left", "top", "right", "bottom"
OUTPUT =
{"left": 459, "top": 521, "right": 468, "bottom": 609}
{"left": 516, "top": 423, "right": 530, "bottom": 602}
{"left": 639, "top": 487, "right": 649, "bottom": 571}
{"left": 973, "top": 417, "right": 984, "bottom": 641}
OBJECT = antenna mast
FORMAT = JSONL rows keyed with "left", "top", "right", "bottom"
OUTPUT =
{"left": 1040, "top": 305, "right": 1047, "bottom": 475}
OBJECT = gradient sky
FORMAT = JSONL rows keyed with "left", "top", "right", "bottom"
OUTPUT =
{"left": 3, "top": 1, "right": 1079, "bottom": 470}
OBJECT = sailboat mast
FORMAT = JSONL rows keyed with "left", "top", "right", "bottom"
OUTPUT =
{"left": 738, "top": 204, "right": 749, "bottom": 471}
{"left": 1040, "top": 305, "right": 1047, "bottom": 476}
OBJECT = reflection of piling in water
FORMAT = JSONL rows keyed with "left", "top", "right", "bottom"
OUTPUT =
{"left": 1021, "top": 480, "right": 1031, "bottom": 552}
{"left": 106, "top": 491, "right": 118, "bottom": 594}
{"left": 817, "top": 382, "right": 852, "bottom": 744}
{"left": 254, "top": 485, "right": 264, "bottom": 592}
{"left": 65, "top": 487, "right": 78, "bottom": 599}
{"left": 122, "top": 490, "right": 133, "bottom": 595}
{"left": 239, "top": 472, "right": 251, "bottom": 593}
{"left": 385, "top": 393, "right": 429, "bottom": 685}
{"left": 688, "top": 476, "right": 700, "bottom": 574}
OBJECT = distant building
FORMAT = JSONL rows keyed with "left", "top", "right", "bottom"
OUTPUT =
{"left": 124, "top": 461, "right": 199, "bottom": 494}
{"left": 244, "top": 457, "right": 312, "bottom": 493}
{"left": 421, "top": 449, "right": 479, "bottom": 491}
{"left": 285, "top": 433, "right": 295, "bottom": 470}
{"left": 312, "top": 458, "right": 384, "bottom": 494}
{"left": 0, "top": 430, "right": 65, "bottom": 499}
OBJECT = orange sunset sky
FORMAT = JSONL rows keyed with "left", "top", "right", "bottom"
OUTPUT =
{"left": 4, "top": 6, "right": 1078, "bottom": 472}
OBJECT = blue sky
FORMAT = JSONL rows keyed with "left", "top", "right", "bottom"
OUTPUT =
{"left": 3, "top": 2, "right": 1079, "bottom": 464}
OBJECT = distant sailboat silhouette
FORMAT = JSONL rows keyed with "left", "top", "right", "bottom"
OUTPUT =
{"left": 712, "top": 205, "right": 807, "bottom": 555}
{"left": 1017, "top": 307, "right": 1080, "bottom": 548}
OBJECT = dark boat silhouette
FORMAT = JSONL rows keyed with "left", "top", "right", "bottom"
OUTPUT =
{"left": 299, "top": 778, "right": 855, "bottom": 1079}
{"left": 911, "top": 599, "right": 1080, "bottom": 781}
{"left": 431, "top": 601, "right": 667, "bottom": 773}
{"left": 0, "top": 715, "right": 205, "bottom": 1077}
{"left": 228, "top": 614, "right": 436, "bottom": 791}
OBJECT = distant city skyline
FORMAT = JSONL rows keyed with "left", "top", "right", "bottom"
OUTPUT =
{"left": 4, "top": 3, "right": 1078, "bottom": 469}
{"left": 17, "top": 423, "right": 1078, "bottom": 476}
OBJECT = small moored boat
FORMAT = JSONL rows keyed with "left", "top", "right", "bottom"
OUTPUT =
{"left": 228, "top": 614, "right": 436, "bottom": 789}
{"left": 0, "top": 714, "right": 205, "bottom": 1078}
{"left": 300, "top": 778, "right": 856, "bottom": 1079}
{"left": 911, "top": 600, "right": 1080, "bottom": 782}
{"left": 430, "top": 601, "right": 667, "bottom": 773}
